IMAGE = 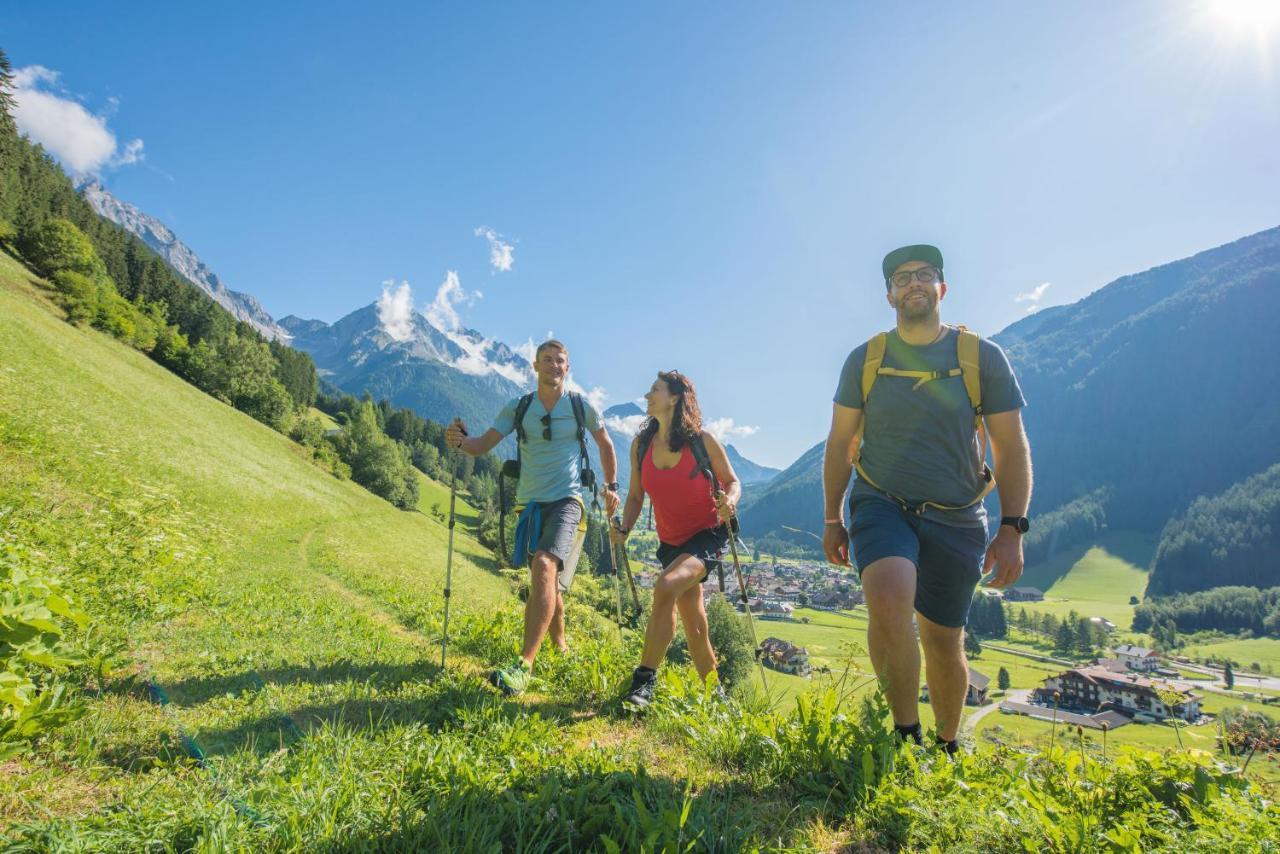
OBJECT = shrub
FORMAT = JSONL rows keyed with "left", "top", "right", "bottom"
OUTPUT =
{"left": 23, "top": 218, "right": 106, "bottom": 280}
{"left": 50, "top": 269, "right": 98, "bottom": 324}
{"left": 706, "top": 593, "right": 755, "bottom": 689}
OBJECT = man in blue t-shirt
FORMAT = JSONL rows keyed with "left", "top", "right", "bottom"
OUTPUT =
{"left": 822, "top": 244, "right": 1034, "bottom": 754}
{"left": 447, "top": 339, "right": 619, "bottom": 695}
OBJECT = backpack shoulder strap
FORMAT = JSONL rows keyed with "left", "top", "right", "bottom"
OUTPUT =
{"left": 861, "top": 332, "right": 889, "bottom": 405}
{"left": 512, "top": 393, "right": 535, "bottom": 445}
{"left": 567, "top": 391, "right": 593, "bottom": 474}
{"left": 689, "top": 432, "right": 719, "bottom": 489}
{"left": 954, "top": 327, "right": 982, "bottom": 417}
{"left": 568, "top": 391, "right": 587, "bottom": 439}
{"left": 635, "top": 428, "right": 655, "bottom": 475}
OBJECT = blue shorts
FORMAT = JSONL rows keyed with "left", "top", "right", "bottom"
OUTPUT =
{"left": 848, "top": 493, "right": 989, "bottom": 628}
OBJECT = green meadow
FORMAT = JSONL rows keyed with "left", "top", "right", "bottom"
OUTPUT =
{"left": 3, "top": 248, "right": 1278, "bottom": 849}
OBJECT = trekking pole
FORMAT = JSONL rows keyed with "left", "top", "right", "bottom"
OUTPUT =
{"left": 612, "top": 515, "right": 641, "bottom": 612}
{"left": 599, "top": 505, "right": 627, "bottom": 639}
{"left": 718, "top": 489, "right": 768, "bottom": 692}
{"left": 441, "top": 432, "right": 463, "bottom": 670}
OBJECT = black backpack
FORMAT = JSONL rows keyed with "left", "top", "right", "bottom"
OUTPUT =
{"left": 498, "top": 391, "right": 595, "bottom": 554}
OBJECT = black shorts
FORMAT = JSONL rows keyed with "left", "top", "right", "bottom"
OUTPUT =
{"left": 656, "top": 526, "right": 729, "bottom": 584}
{"left": 848, "top": 493, "right": 989, "bottom": 628}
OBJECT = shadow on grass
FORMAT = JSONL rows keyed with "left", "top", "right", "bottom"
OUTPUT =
{"left": 183, "top": 674, "right": 598, "bottom": 759}
{"left": 309, "top": 765, "right": 797, "bottom": 853}
{"left": 1018, "top": 539, "right": 1093, "bottom": 592}
{"left": 163, "top": 658, "right": 445, "bottom": 706}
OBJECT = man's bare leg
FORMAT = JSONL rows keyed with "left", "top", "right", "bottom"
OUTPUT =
{"left": 549, "top": 590, "right": 567, "bottom": 653}
{"left": 861, "top": 556, "right": 920, "bottom": 726}
{"left": 520, "top": 551, "right": 559, "bottom": 665}
{"left": 917, "top": 612, "right": 967, "bottom": 741}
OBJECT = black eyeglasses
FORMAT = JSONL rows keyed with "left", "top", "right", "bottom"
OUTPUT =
{"left": 540, "top": 413, "right": 552, "bottom": 441}
{"left": 889, "top": 267, "right": 942, "bottom": 289}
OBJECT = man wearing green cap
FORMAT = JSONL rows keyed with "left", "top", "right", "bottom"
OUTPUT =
{"left": 821, "top": 244, "right": 1033, "bottom": 754}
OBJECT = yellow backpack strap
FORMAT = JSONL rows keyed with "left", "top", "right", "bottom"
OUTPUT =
{"left": 955, "top": 327, "right": 982, "bottom": 419}
{"left": 954, "top": 326, "right": 993, "bottom": 494}
{"left": 861, "top": 332, "right": 888, "bottom": 405}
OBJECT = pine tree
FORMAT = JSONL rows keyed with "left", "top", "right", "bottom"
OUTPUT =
{"left": 964, "top": 630, "right": 982, "bottom": 657}
{"left": 1054, "top": 620, "right": 1076, "bottom": 654}
{"left": 998, "top": 667, "right": 1011, "bottom": 691}
{"left": 1224, "top": 661, "right": 1235, "bottom": 690}
{"left": 0, "top": 47, "right": 15, "bottom": 134}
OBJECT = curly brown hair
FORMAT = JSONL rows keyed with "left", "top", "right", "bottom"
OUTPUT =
{"left": 637, "top": 370, "right": 704, "bottom": 455}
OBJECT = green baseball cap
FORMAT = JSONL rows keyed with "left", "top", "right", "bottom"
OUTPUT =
{"left": 882, "top": 244, "right": 944, "bottom": 281}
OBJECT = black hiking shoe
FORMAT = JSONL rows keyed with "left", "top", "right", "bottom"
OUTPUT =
{"left": 894, "top": 721, "right": 924, "bottom": 746}
{"left": 936, "top": 736, "right": 961, "bottom": 756}
{"left": 621, "top": 667, "right": 658, "bottom": 711}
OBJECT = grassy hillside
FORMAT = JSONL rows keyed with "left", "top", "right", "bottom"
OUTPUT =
{"left": 1013, "top": 531, "right": 1155, "bottom": 628}
{"left": 3, "top": 249, "right": 1278, "bottom": 850}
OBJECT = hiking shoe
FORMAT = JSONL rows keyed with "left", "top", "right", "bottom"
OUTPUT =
{"left": 894, "top": 722, "right": 924, "bottom": 746}
{"left": 621, "top": 667, "right": 658, "bottom": 710}
{"left": 935, "top": 737, "right": 961, "bottom": 756}
{"left": 489, "top": 659, "right": 532, "bottom": 696}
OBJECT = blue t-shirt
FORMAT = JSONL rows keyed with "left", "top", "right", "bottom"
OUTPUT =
{"left": 493, "top": 392, "right": 602, "bottom": 505}
{"left": 833, "top": 327, "right": 1026, "bottom": 527}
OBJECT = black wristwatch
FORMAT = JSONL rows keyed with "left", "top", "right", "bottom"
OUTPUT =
{"left": 606, "top": 482, "right": 620, "bottom": 492}
{"left": 1000, "top": 516, "right": 1030, "bottom": 534}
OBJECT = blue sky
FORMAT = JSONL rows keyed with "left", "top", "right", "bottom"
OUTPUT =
{"left": 4, "top": 1, "right": 1279, "bottom": 467}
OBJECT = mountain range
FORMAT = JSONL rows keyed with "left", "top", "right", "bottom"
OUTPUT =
{"left": 79, "top": 182, "right": 780, "bottom": 487}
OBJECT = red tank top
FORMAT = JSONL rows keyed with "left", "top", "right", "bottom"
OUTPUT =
{"left": 640, "top": 441, "right": 720, "bottom": 546}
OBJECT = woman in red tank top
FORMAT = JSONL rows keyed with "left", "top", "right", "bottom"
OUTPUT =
{"left": 609, "top": 371, "right": 742, "bottom": 710}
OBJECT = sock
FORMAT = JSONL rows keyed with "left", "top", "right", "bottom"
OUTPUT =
{"left": 636, "top": 665, "right": 656, "bottom": 676}
{"left": 935, "top": 736, "right": 959, "bottom": 755}
{"left": 894, "top": 722, "right": 923, "bottom": 745}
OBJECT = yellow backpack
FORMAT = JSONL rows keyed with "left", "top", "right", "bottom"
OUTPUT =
{"left": 853, "top": 326, "right": 994, "bottom": 513}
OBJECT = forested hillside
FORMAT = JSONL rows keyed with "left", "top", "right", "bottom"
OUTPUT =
{"left": 1147, "top": 463, "right": 1280, "bottom": 596}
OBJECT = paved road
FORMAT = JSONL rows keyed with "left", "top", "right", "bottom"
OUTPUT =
{"left": 962, "top": 688, "right": 1029, "bottom": 735}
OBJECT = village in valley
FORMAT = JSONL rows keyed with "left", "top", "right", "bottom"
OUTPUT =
{"left": 626, "top": 550, "right": 1265, "bottom": 742}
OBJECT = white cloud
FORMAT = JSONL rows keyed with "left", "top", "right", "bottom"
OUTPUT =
{"left": 424, "top": 270, "right": 476, "bottom": 332}
{"left": 376, "top": 280, "right": 415, "bottom": 341}
{"left": 114, "top": 138, "right": 144, "bottom": 166}
{"left": 566, "top": 377, "right": 608, "bottom": 412}
{"left": 421, "top": 282, "right": 534, "bottom": 385}
{"left": 11, "top": 66, "right": 144, "bottom": 176}
{"left": 448, "top": 327, "right": 536, "bottom": 386}
{"left": 1015, "top": 283, "right": 1051, "bottom": 303}
{"left": 604, "top": 413, "right": 648, "bottom": 437}
{"left": 475, "top": 226, "right": 515, "bottom": 273}
{"left": 513, "top": 337, "right": 539, "bottom": 365}
{"left": 1015, "top": 282, "right": 1051, "bottom": 313}
{"left": 703, "top": 417, "right": 760, "bottom": 442}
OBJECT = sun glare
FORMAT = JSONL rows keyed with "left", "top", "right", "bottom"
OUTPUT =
{"left": 1207, "top": 0, "right": 1280, "bottom": 34}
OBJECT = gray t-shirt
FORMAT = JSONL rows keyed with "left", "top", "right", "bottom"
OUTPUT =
{"left": 493, "top": 392, "right": 602, "bottom": 505}
{"left": 833, "top": 327, "right": 1026, "bottom": 527}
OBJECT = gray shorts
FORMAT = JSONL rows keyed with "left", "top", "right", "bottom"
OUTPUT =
{"left": 532, "top": 497, "right": 586, "bottom": 592}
